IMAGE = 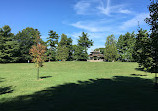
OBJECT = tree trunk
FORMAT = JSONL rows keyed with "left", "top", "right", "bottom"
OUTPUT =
{"left": 155, "top": 73, "right": 158, "bottom": 86}
{"left": 37, "top": 67, "right": 39, "bottom": 80}
{"left": 49, "top": 54, "right": 51, "bottom": 62}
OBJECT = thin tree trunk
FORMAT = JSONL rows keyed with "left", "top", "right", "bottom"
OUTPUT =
{"left": 155, "top": 73, "right": 157, "bottom": 86}
{"left": 37, "top": 67, "right": 39, "bottom": 80}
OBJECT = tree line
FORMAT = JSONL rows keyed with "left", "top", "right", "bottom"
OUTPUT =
{"left": 0, "top": 27, "right": 93, "bottom": 63}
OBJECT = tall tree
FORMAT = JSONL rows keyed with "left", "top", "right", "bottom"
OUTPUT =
{"left": 46, "top": 30, "right": 59, "bottom": 62}
{"left": 56, "top": 34, "right": 72, "bottom": 61}
{"left": 15, "top": 27, "right": 44, "bottom": 62}
{"left": 117, "top": 32, "right": 136, "bottom": 62}
{"left": 104, "top": 34, "right": 118, "bottom": 62}
{"left": 77, "top": 32, "right": 93, "bottom": 61}
{"left": 145, "top": 0, "right": 158, "bottom": 73}
{"left": 29, "top": 35, "right": 46, "bottom": 80}
{"left": 0, "top": 25, "right": 20, "bottom": 63}
{"left": 133, "top": 29, "right": 152, "bottom": 71}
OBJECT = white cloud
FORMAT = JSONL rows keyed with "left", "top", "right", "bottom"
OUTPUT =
{"left": 120, "top": 13, "right": 149, "bottom": 30}
{"left": 71, "top": 21, "right": 100, "bottom": 32}
{"left": 74, "top": 1, "right": 91, "bottom": 15}
{"left": 73, "top": 0, "right": 132, "bottom": 16}
{"left": 119, "top": 9, "right": 131, "bottom": 14}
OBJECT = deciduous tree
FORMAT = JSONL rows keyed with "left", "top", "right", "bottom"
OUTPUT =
{"left": 104, "top": 34, "right": 118, "bottom": 62}
{"left": 29, "top": 35, "right": 46, "bottom": 80}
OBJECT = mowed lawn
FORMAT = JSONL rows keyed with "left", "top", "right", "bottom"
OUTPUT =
{"left": 0, "top": 62, "right": 158, "bottom": 111}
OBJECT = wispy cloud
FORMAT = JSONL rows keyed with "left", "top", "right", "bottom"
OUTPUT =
{"left": 120, "top": 13, "right": 149, "bottom": 30}
{"left": 74, "top": 1, "right": 91, "bottom": 15}
{"left": 74, "top": 0, "right": 132, "bottom": 16}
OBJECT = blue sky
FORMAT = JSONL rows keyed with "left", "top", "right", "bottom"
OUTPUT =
{"left": 0, "top": 0, "right": 150, "bottom": 53}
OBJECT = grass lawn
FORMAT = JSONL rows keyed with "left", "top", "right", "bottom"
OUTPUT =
{"left": 0, "top": 62, "right": 158, "bottom": 111}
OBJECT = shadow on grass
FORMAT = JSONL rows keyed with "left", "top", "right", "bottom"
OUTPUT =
{"left": 0, "top": 78, "right": 13, "bottom": 95}
{"left": 0, "top": 86, "right": 13, "bottom": 95}
{"left": 0, "top": 76, "right": 158, "bottom": 111}
{"left": 135, "top": 68, "right": 145, "bottom": 72}
{"left": 130, "top": 74, "right": 147, "bottom": 76}
{"left": 40, "top": 76, "right": 52, "bottom": 79}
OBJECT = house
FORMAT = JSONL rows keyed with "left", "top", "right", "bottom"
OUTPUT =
{"left": 87, "top": 50, "right": 104, "bottom": 62}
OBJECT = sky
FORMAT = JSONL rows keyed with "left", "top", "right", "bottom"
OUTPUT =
{"left": 0, "top": 0, "right": 151, "bottom": 53}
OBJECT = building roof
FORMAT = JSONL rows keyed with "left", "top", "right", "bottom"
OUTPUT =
{"left": 89, "top": 51, "right": 104, "bottom": 57}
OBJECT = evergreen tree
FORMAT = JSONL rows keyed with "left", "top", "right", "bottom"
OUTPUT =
{"left": 77, "top": 32, "right": 93, "bottom": 61}
{"left": 104, "top": 34, "right": 118, "bottom": 62}
{"left": 46, "top": 30, "right": 59, "bottom": 62}
{"left": 0, "top": 25, "right": 20, "bottom": 63}
{"left": 133, "top": 29, "right": 152, "bottom": 71}
{"left": 56, "top": 34, "right": 72, "bottom": 61}
{"left": 145, "top": 0, "right": 158, "bottom": 73}
{"left": 117, "top": 32, "right": 136, "bottom": 62}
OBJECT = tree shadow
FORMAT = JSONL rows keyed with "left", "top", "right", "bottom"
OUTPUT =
{"left": 0, "top": 78, "right": 14, "bottom": 95}
{"left": 0, "top": 76, "right": 158, "bottom": 111}
{"left": 0, "top": 86, "right": 13, "bottom": 95}
{"left": 40, "top": 76, "right": 52, "bottom": 79}
{"left": 130, "top": 74, "right": 147, "bottom": 76}
{"left": 135, "top": 68, "right": 145, "bottom": 72}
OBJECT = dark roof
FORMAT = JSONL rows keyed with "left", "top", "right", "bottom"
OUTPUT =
{"left": 89, "top": 51, "right": 104, "bottom": 57}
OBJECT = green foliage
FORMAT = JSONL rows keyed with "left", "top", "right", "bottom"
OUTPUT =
{"left": 143, "top": 0, "right": 158, "bottom": 73}
{"left": 104, "top": 35, "right": 118, "bottom": 62}
{"left": 46, "top": 30, "right": 59, "bottom": 61}
{"left": 117, "top": 32, "right": 136, "bottom": 62}
{"left": 133, "top": 29, "right": 152, "bottom": 71}
{"left": 94, "top": 48, "right": 105, "bottom": 54}
{"left": 15, "top": 27, "right": 44, "bottom": 62}
{"left": 77, "top": 32, "right": 93, "bottom": 61}
{"left": 0, "top": 25, "right": 20, "bottom": 63}
{"left": 57, "top": 34, "right": 72, "bottom": 61}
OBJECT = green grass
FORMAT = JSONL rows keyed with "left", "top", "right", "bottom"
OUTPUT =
{"left": 0, "top": 62, "right": 158, "bottom": 111}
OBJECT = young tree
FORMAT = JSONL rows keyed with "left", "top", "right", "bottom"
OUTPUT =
{"left": 104, "top": 34, "right": 118, "bottom": 62}
{"left": 77, "top": 32, "right": 93, "bottom": 61}
{"left": 0, "top": 25, "right": 20, "bottom": 63}
{"left": 46, "top": 30, "right": 59, "bottom": 62}
{"left": 29, "top": 35, "right": 46, "bottom": 80}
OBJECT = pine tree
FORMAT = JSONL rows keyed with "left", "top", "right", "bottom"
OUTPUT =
{"left": 0, "top": 25, "right": 20, "bottom": 63}
{"left": 56, "top": 34, "right": 72, "bottom": 61}
{"left": 133, "top": 29, "right": 152, "bottom": 71}
{"left": 46, "top": 30, "right": 59, "bottom": 62}
{"left": 77, "top": 32, "right": 93, "bottom": 61}
{"left": 117, "top": 32, "right": 136, "bottom": 62}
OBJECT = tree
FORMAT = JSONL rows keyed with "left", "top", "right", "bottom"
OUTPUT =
{"left": 77, "top": 32, "right": 93, "bottom": 61}
{"left": 117, "top": 32, "right": 136, "bottom": 62}
{"left": 133, "top": 29, "right": 152, "bottom": 71}
{"left": 72, "top": 45, "right": 83, "bottom": 61}
{"left": 46, "top": 30, "right": 59, "bottom": 62}
{"left": 56, "top": 34, "right": 72, "bottom": 61}
{"left": 0, "top": 25, "right": 20, "bottom": 63}
{"left": 145, "top": 0, "right": 158, "bottom": 73}
{"left": 29, "top": 35, "right": 46, "bottom": 80}
{"left": 104, "top": 34, "right": 118, "bottom": 62}
{"left": 15, "top": 27, "right": 44, "bottom": 62}
{"left": 94, "top": 48, "right": 105, "bottom": 54}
